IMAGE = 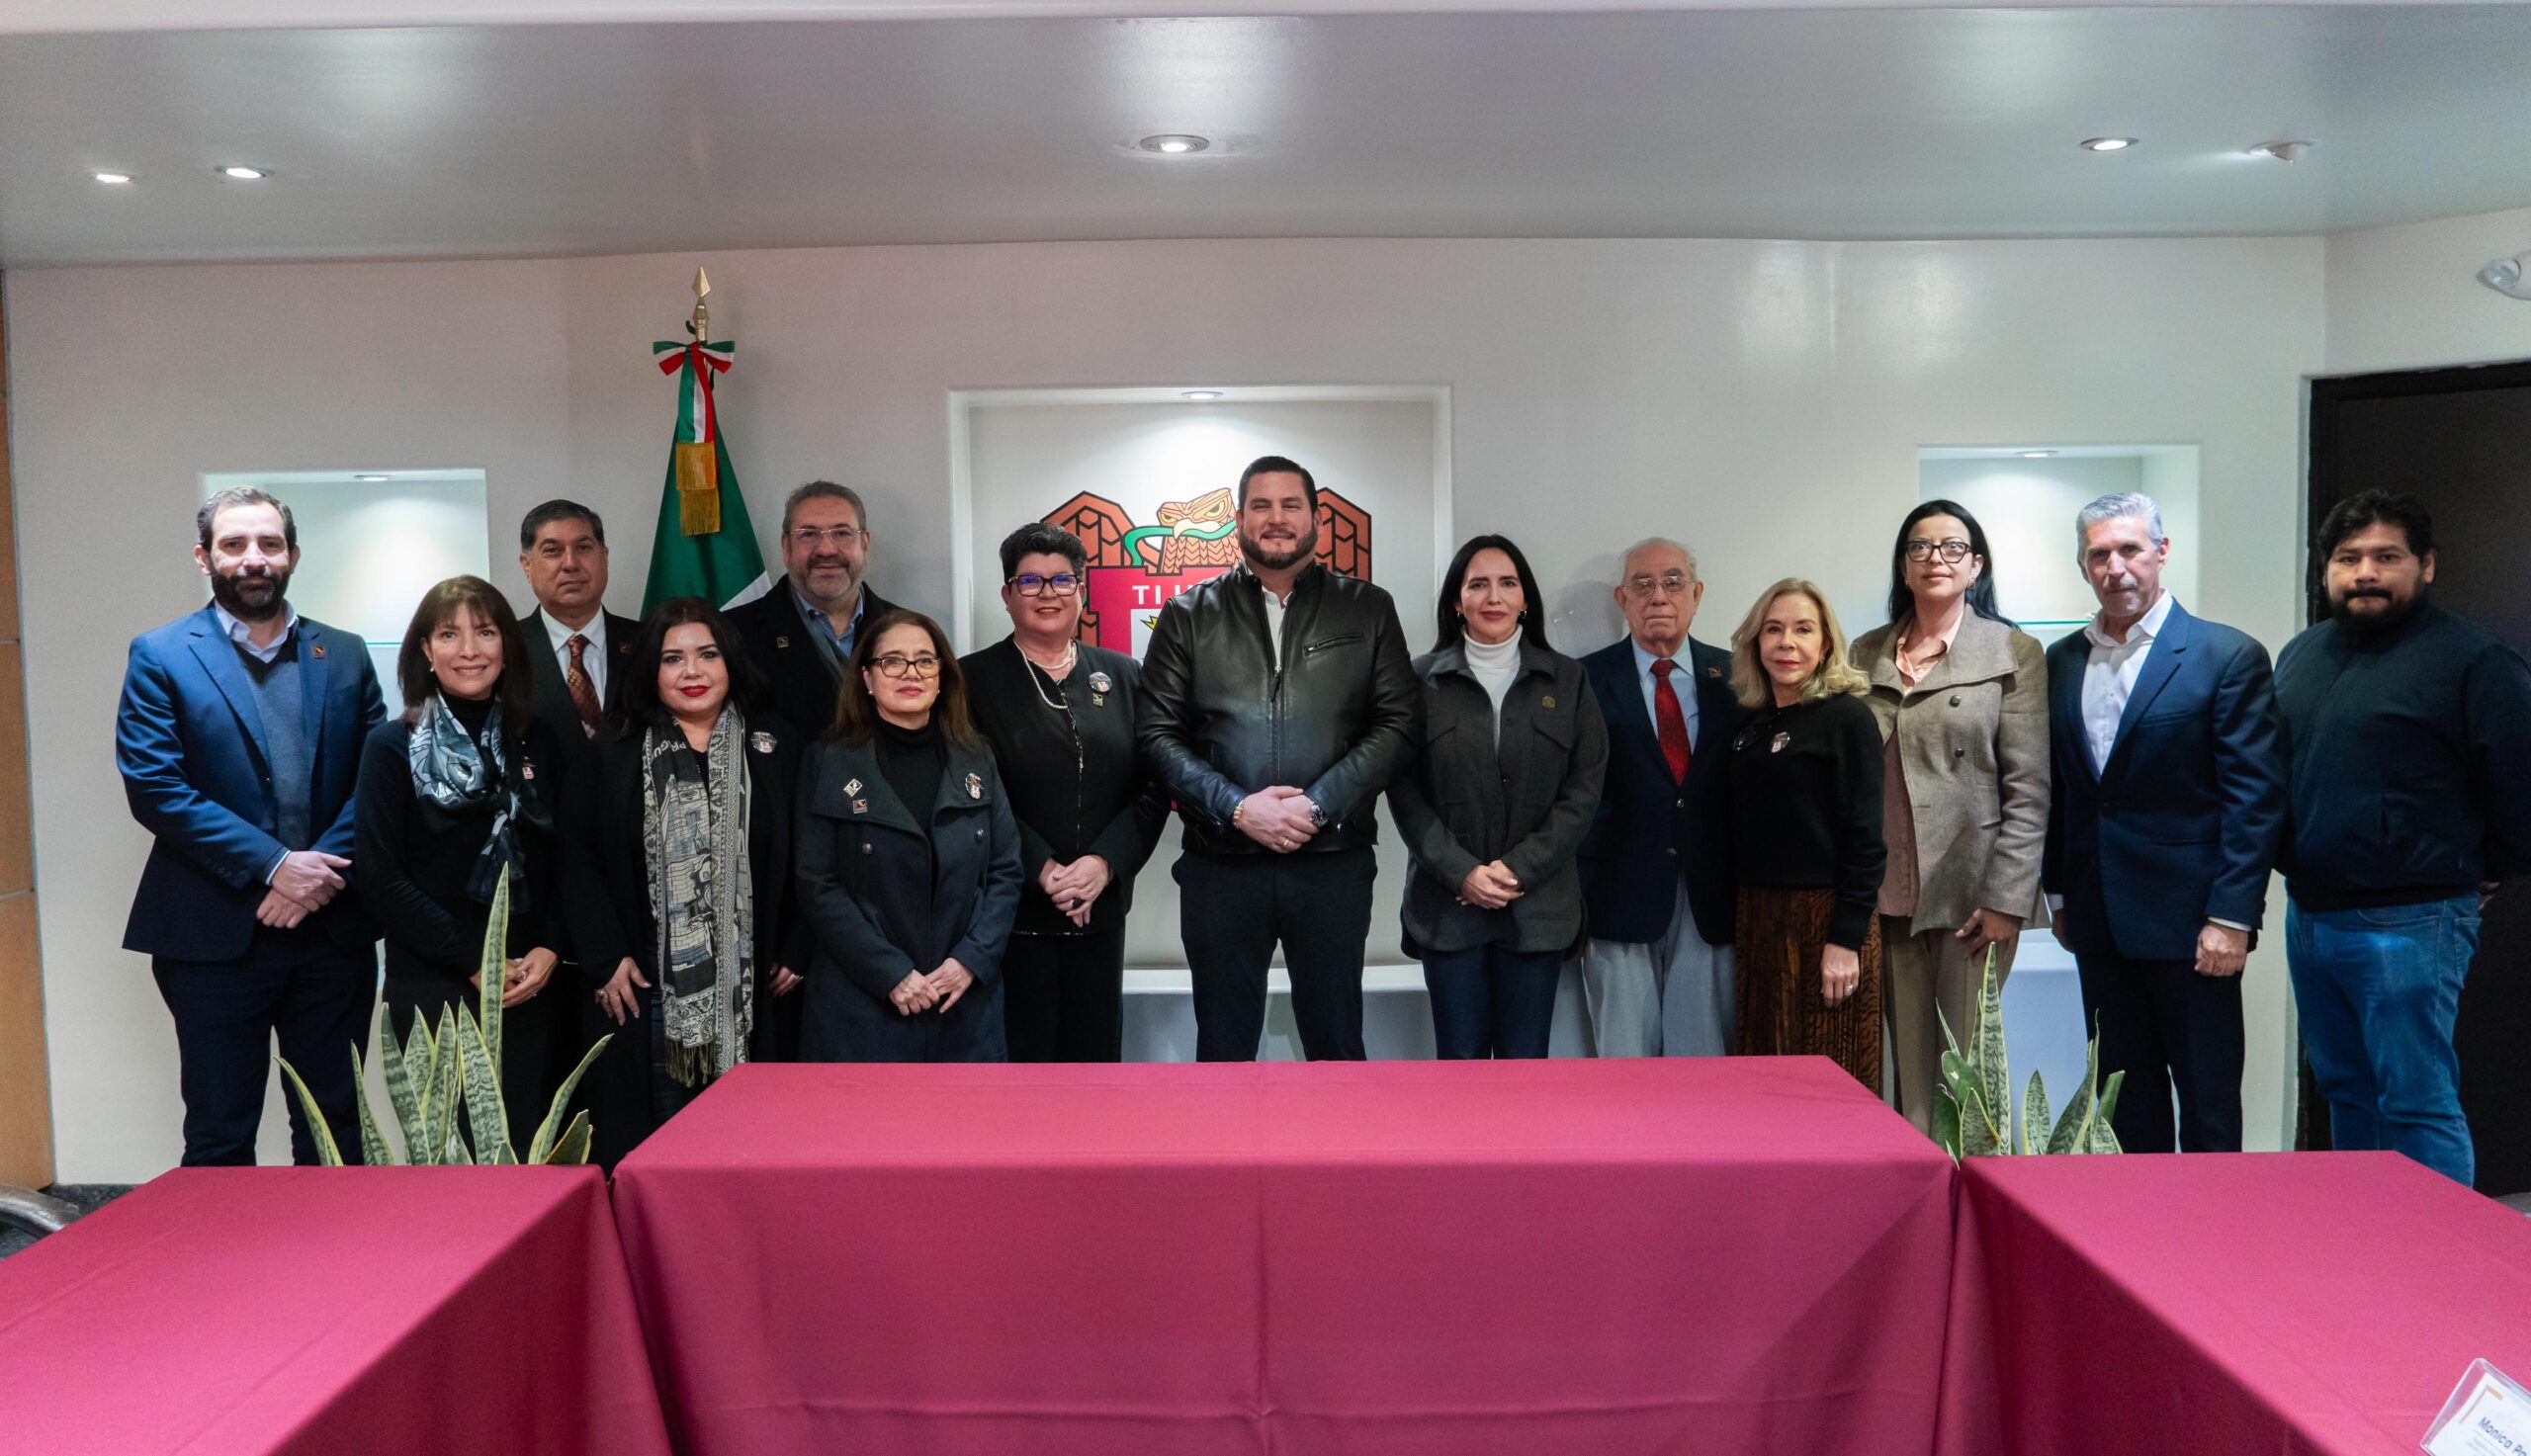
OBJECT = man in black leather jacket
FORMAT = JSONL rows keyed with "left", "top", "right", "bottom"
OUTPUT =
{"left": 1136, "top": 456, "right": 1422, "bottom": 1060}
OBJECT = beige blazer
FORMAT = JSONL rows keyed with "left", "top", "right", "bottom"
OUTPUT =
{"left": 1853, "top": 611, "right": 2051, "bottom": 935}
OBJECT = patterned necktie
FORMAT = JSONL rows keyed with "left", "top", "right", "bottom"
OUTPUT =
{"left": 566, "top": 633, "right": 601, "bottom": 738}
{"left": 1652, "top": 657, "right": 1691, "bottom": 784}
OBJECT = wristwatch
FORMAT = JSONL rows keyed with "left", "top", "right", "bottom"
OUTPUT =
{"left": 1307, "top": 799, "right": 1330, "bottom": 830}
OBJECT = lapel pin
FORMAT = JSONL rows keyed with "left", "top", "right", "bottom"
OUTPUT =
{"left": 750, "top": 730, "right": 774, "bottom": 753}
{"left": 310, "top": 643, "right": 326, "bottom": 659}
{"left": 775, "top": 636, "right": 790, "bottom": 649}
{"left": 521, "top": 758, "right": 537, "bottom": 780}
{"left": 851, "top": 799, "right": 869, "bottom": 814}
{"left": 964, "top": 772, "right": 983, "bottom": 800}
{"left": 1089, "top": 670, "right": 1114, "bottom": 695}
{"left": 1541, "top": 694, "right": 1556, "bottom": 709}
{"left": 1706, "top": 665, "right": 1722, "bottom": 679}
{"left": 1770, "top": 731, "right": 1790, "bottom": 754}
{"left": 842, "top": 777, "right": 863, "bottom": 797}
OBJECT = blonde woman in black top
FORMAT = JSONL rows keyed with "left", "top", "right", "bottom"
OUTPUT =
{"left": 1725, "top": 578, "right": 1887, "bottom": 1089}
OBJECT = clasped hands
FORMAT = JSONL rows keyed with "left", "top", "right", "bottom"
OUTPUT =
{"left": 1237, "top": 786, "right": 1319, "bottom": 853}
{"left": 1455, "top": 860, "right": 1523, "bottom": 910}
{"left": 255, "top": 848, "right": 352, "bottom": 929}
{"left": 470, "top": 946, "right": 558, "bottom": 1008}
{"left": 891, "top": 958, "right": 976, "bottom": 1016}
{"left": 1038, "top": 855, "right": 1112, "bottom": 928}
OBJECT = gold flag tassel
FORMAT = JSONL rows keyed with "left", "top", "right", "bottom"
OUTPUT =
{"left": 675, "top": 440, "right": 721, "bottom": 536}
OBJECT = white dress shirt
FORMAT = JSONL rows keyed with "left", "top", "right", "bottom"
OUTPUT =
{"left": 1629, "top": 639, "right": 1702, "bottom": 749}
{"left": 544, "top": 609, "right": 608, "bottom": 704}
{"left": 2079, "top": 590, "right": 2176, "bottom": 776}
{"left": 214, "top": 601, "right": 300, "bottom": 665}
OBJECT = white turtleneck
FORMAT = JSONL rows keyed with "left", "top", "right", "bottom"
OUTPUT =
{"left": 1464, "top": 628, "right": 1522, "bottom": 734}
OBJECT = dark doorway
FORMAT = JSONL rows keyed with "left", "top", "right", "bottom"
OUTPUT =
{"left": 2307, "top": 358, "right": 2531, "bottom": 1197}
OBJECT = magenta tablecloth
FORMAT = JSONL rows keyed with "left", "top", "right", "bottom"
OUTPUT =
{"left": 0, "top": 1166, "right": 671, "bottom": 1456}
{"left": 613, "top": 1057, "right": 1956, "bottom": 1456}
{"left": 1939, "top": 1152, "right": 2531, "bottom": 1456}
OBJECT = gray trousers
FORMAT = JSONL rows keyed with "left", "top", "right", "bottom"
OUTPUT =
{"left": 1882, "top": 917, "right": 2020, "bottom": 1135}
{"left": 1581, "top": 876, "right": 1734, "bottom": 1057}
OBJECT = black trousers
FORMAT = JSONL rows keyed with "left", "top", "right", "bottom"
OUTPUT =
{"left": 152, "top": 933, "right": 375, "bottom": 1166}
{"left": 1422, "top": 943, "right": 1561, "bottom": 1060}
{"left": 385, "top": 974, "right": 557, "bottom": 1158}
{"left": 1176, "top": 847, "right": 1376, "bottom": 1062}
{"left": 1004, "top": 926, "right": 1128, "bottom": 1062}
{"left": 2075, "top": 948, "right": 2246, "bottom": 1153}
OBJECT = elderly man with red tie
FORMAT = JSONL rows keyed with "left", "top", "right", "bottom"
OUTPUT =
{"left": 1575, "top": 538, "right": 1748, "bottom": 1057}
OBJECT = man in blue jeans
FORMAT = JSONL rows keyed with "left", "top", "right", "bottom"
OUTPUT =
{"left": 2275, "top": 490, "right": 2531, "bottom": 1185}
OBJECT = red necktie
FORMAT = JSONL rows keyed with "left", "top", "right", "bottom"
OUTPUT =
{"left": 1652, "top": 657, "right": 1691, "bottom": 784}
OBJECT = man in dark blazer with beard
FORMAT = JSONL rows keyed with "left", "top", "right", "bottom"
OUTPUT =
{"left": 1576, "top": 538, "right": 1745, "bottom": 1058}
{"left": 723, "top": 480, "right": 898, "bottom": 742}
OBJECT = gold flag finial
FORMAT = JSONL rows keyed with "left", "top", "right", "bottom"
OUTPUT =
{"left": 688, "top": 267, "right": 711, "bottom": 340}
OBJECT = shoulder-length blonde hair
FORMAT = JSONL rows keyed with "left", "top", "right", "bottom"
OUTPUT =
{"left": 1729, "top": 578, "right": 1872, "bottom": 709}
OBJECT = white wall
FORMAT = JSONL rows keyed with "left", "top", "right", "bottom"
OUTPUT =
{"left": 2325, "top": 204, "right": 2531, "bottom": 376}
{"left": 7, "top": 233, "right": 2325, "bottom": 1179}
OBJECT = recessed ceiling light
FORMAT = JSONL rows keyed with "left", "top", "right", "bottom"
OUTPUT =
{"left": 217, "top": 165, "right": 270, "bottom": 181}
{"left": 91, "top": 171, "right": 134, "bottom": 185}
{"left": 1138, "top": 134, "right": 1210, "bottom": 156}
{"left": 1181, "top": 390, "right": 1224, "bottom": 400}
{"left": 2248, "top": 139, "right": 2314, "bottom": 164}
{"left": 353, "top": 473, "right": 393, "bottom": 482}
{"left": 2018, "top": 450, "right": 2058, "bottom": 459}
{"left": 2079, "top": 137, "right": 2137, "bottom": 152}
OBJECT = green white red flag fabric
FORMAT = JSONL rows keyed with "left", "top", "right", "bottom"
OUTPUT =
{"left": 643, "top": 337, "right": 770, "bottom": 613}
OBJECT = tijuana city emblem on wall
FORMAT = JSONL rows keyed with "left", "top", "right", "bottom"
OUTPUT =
{"left": 1042, "top": 484, "right": 1374, "bottom": 657}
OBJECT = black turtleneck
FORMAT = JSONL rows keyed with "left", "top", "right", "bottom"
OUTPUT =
{"left": 444, "top": 690, "right": 496, "bottom": 739}
{"left": 873, "top": 717, "right": 944, "bottom": 821}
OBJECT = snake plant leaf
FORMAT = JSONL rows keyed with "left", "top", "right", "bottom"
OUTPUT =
{"left": 381, "top": 1011, "right": 426, "bottom": 1158}
{"left": 477, "top": 871, "right": 510, "bottom": 1077}
{"left": 1972, "top": 949, "right": 2011, "bottom": 1148}
{"left": 352, "top": 1047, "right": 394, "bottom": 1166}
{"left": 2049, "top": 1032, "right": 2105, "bottom": 1154}
{"left": 275, "top": 1056, "right": 347, "bottom": 1167}
{"left": 529, "top": 1034, "right": 614, "bottom": 1164}
{"left": 2021, "top": 1071, "right": 2051, "bottom": 1156}
{"left": 1960, "top": 1084, "right": 2008, "bottom": 1158}
{"left": 541, "top": 1110, "right": 594, "bottom": 1166}
{"left": 1931, "top": 1083, "right": 1964, "bottom": 1160}
{"left": 455, "top": 1006, "right": 517, "bottom": 1164}
{"left": 2087, "top": 1071, "right": 2127, "bottom": 1154}
{"left": 419, "top": 1005, "right": 463, "bottom": 1166}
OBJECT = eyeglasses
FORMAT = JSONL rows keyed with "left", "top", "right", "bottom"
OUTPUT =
{"left": 1625, "top": 572, "right": 1692, "bottom": 599}
{"left": 1009, "top": 572, "right": 1082, "bottom": 597}
{"left": 869, "top": 654, "right": 941, "bottom": 680}
{"left": 789, "top": 526, "right": 863, "bottom": 551}
{"left": 1904, "top": 539, "right": 1975, "bottom": 564}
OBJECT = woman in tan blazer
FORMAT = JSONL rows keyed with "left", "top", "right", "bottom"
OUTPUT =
{"left": 1852, "top": 500, "right": 2050, "bottom": 1135}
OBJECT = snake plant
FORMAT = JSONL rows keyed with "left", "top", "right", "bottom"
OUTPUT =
{"left": 1932, "top": 946, "right": 2124, "bottom": 1158}
{"left": 279, "top": 872, "right": 610, "bottom": 1166}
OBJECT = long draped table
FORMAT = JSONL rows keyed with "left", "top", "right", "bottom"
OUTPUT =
{"left": 611, "top": 1057, "right": 1958, "bottom": 1456}
{"left": 1938, "top": 1152, "right": 2531, "bottom": 1456}
{"left": 0, "top": 1165, "right": 672, "bottom": 1456}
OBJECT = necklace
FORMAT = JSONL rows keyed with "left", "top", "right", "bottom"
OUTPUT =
{"left": 1019, "top": 639, "right": 1077, "bottom": 713}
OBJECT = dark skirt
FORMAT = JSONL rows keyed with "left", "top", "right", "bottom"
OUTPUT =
{"left": 1733, "top": 887, "right": 1884, "bottom": 1091}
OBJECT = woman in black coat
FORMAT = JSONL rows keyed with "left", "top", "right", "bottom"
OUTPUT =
{"left": 1387, "top": 536, "right": 1608, "bottom": 1059}
{"left": 356, "top": 575, "right": 568, "bottom": 1155}
{"left": 959, "top": 523, "right": 1169, "bottom": 1062}
{"left": 560, "top": 597, "right": 807, "bottom": 1167}
{"left": 796, "top": 609, "right": 1023, "bottom": 1063}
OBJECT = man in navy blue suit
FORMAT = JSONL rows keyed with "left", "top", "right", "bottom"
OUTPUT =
{"left": 117, "top": 487, "right": 386, "bottom": 1165}
{"left": 1576, "top": 539, "right": 1745, "bottom": 1056}
{"left": 2044, "top": 492, "right": 2285, "bottom": 1153}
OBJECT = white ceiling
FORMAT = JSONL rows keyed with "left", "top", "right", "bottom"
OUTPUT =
{"left": 3, "top": 6, "right": 2529, "bottom": 266}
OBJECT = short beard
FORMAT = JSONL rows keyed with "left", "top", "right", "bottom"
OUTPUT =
{"left": 210, "top": 567, "right": 290, "bottom": 624}
{"left": 1240, "top": 524, "right": 1319, "bottom": 573}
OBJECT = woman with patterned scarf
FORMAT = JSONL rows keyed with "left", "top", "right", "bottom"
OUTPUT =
{"left": 560, "top": 597, "right": 806, "bottom": 1168}
{"left": 357, "top": 576, "right": 570, "bottom": 1154}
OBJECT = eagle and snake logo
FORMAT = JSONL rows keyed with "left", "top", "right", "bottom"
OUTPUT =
{"left": 1041, "top": 485, "right": 1373, "bottom": 655}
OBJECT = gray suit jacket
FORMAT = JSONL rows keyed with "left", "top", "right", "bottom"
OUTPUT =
{"left": 1852, "top": 611, "right": 2051, "bottom": 934}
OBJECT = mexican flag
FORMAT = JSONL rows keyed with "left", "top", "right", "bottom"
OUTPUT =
{"left": 643, "top": 334, "right": 771, "bottom": 613}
